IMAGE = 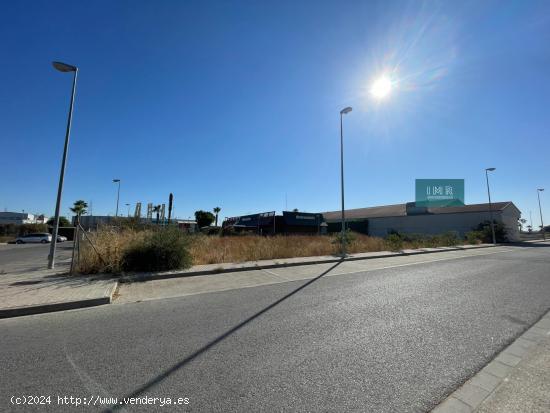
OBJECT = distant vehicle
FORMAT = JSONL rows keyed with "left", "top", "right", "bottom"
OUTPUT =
{"left": 15, "top": 233, "right": 52, "bottom": 244}
{"left": 57, "top": 235, "right": 68, "bottom": 242}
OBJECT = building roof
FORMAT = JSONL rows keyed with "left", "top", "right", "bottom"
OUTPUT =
{"left": 322, "top": 201, "right": 518, "bottom": 222}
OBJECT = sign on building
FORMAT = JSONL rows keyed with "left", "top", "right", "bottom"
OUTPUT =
{"left": 415, "top": 179, "right": 464, "bottom": 207}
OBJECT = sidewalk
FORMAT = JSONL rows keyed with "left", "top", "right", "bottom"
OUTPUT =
{"left": 119, "top": 242, "right": 495, "bottom": 283}
{"left": 433, "top": 312, "right": 550, "bottom": 413}
{"left": 1, "top": 242, "right": 495, "bottom": 318}
{"left": 0, "top": 246, "right": 117, "bottom": 318}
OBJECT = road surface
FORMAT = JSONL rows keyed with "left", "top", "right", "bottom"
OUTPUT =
{"left": 1, "top": 243, "right": 549, "bottom": 412}
{"left": 0, "top": 243, "right": 73, "bottom": 275}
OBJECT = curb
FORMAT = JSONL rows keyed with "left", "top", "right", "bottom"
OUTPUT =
{"left": 120, "top": 243, "right": 497, "bottom": 283}
{"left": 431, "top": 309, "right": 550, "bottom": 413}
{"left": 0, "top": 282, "right": 118, "bottom": 319}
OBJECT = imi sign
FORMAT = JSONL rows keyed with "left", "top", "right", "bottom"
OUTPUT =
{"left": 415, "top": 179, "right": 465, "bottom": 207}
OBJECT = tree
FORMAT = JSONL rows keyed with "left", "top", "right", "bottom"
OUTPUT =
{"left": 213, "top": 207, "right": 221, "bottom": 227}
{"left": 70, "top": 200, "right": 88, "bottom": 225}
{"left": 194, "top": 210, "right": 215, "bottom": 228}
{"left": 47, "top": 216, "right": 71, "bottom": 227}
{"left": 292, "top": 208, "right": 299, "bottom": 212}
{"left": 152, "top": 205, "right": 161, "bottom": 224}
{"left": 518, "top": 218, "right": 527, "bottom": 232}
{"left": 475, "top": 220, "right": 507, "bottom": 243}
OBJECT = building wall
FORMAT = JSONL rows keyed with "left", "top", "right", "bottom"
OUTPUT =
{"left": 367, "top": 209, "right": 520, "bottom": 240}
{"left": 0, "top": 212, "right": 36, "bottom": 225}
{"left": 501, "top": 207, "right": 521, "bottom": 241}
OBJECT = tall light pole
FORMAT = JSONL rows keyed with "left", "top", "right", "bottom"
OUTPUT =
{"left": 484, "top": 168, "right": 497, "bottom": 245}
{"left": 48, "top": 61, "right": 78, "bottom": 269}
{"left": 126, "top": 203, "right": 130, "bottom": 217}
{"left": 339, "top": 107, "right": 352, "bottom": 255}
{"left": 537, "top": 188, "right": 546, "bottom": 240}
{"left": 113, "top": 179, "right": 121, "bottom": 217}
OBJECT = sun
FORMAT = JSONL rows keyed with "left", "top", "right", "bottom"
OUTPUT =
{"left": 370, "top": 75, "right": 393, "bottom": 99}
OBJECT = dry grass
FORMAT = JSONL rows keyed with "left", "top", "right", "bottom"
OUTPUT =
{"left": 76, "top": 227, "right": 467, "bottom": 274}
{"left": 76, "top": 227, "right": 149, "bottom": 274}
{"left": 189, "top": 234, "right": 387, "bottom": 264}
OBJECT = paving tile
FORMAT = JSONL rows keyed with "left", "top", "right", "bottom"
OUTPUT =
{"left": 467, "top": 372, "right": 502, "bottom": 393}
{"left": 505, "top": 343, "right": 529, "bottom": 358}
{"left": 483, "top": 361, "right": 513, "bottom": 379}
{"left": 432, "top": 397, "right": 472, "bottom": 413}
{"left": 453, "top": 383, "right": 490, "bottom": 408}
{"left": 495, "top": 352, "right": 522, "bottom": 367}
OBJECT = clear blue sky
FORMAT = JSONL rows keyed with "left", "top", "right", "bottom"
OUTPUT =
{"left": 2, "top": 0, "right": 549, "bottom": 226}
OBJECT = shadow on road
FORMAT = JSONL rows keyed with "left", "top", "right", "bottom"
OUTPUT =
{"left": 104, "top": 259, "right": 344, "bottom": 412}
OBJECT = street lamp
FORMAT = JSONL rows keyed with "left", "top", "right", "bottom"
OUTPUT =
{"left": 48, "top": 61, "right": 78, "bottom": 269}
{"left": 339, "top": 106, "right": 352, "bottom": 255}
{"left": 126, "top": 203, "right": 131, "bottom": 217}
{"left": 113, "top": 179, "right": 121, "bottom": 217}
{"left": 485, "top": 168, "right": 497, "bottom": 245}
{"left": 537, "top": 188, "right": 546, "bottom": 241}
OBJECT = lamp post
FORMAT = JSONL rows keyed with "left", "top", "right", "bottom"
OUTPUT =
{"left": 48, "top": 61, "right": 78, "bottom": 269}
{"left": 339, "top": 107, "right": 352, "bottom": 255}
{"left": 537, "top": 188, "right": 546, "bottom": 241}
{"left": 484, "top": 168, "right": 497, "bottom": 245}
{"left": 126, "top": 203, "right": 130, "bottom": 217}
{"left": 113, "top": 179, "right": 121, "bottom": 217}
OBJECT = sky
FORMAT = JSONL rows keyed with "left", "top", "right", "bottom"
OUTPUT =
{"left": 1, "top": 0, "right": 550, "bottom": 227}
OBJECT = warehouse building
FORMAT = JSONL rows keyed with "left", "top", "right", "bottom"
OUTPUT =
{"left": 322, "top": 201, "right": 521, "bottom": 241}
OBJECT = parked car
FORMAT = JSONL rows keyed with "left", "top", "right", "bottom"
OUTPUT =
{"left": 57, "top": 235, "right": 68, "bottom": 242}
{"left": 15, "top": 233, "right": 52, "bottom": 244}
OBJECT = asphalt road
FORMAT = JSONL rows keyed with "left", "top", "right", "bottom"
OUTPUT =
{"left": 1, "top": 244, "right": 549, "bottom": 412}
{"left": 0, "top": 242, "right": 73, "bottom": 274}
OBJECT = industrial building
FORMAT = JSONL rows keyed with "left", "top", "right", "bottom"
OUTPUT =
{"left": 223, "top": 211, "right": 324, "bottom": 235}
{"left": 223, "top": 201, "right": 521, "bottom": 241}
{"left": 322, "top": 201, "right": 521, "bottom": 241}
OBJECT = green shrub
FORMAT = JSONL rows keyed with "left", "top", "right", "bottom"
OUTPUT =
{"left": 386, "top": 233, "right": 403, "bottom": 251}
{"left": 18, "top": 224, "right": 48, "bottom": 236}
{"left": 436, "top": 231, "right": 460, "bottom": 246}
{"left": 122, "top": 227, "right": 192, "bottom": 272}
{"left": 465, "top": 230, "right": 484, "bottom": 244}
{"left": 474, "top": 221, "right": 507, "bottom": 243}
{"left": 331, "top": 229, "right": 357, "bottom": 246}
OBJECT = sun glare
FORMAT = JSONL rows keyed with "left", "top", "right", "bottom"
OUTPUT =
{"left": 370, "top": 75, "right": 393, "bottom": 99}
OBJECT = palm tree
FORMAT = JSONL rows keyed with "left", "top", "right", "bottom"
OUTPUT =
{"left": 213, "top": 207, "right": 221, "bottom": 227}
{"left": 70, "top": 200, "right": 88, "bottom": 225}
{"left": 152, "top": 205, "right": 161, "bottom": 224}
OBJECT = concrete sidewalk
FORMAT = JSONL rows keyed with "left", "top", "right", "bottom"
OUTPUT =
{"left": 0, "top": 244, "right": 117, "bottom": 318}
{"left": 433, "top": 312, "right": 550, "bottom": 413}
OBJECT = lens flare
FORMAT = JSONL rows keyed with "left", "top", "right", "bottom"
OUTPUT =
{"left": 370, "top": 75, "right": 393, "bottom": 99}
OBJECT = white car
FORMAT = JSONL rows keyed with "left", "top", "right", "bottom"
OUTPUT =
{"left": 57, "top": 235, "right": 68, "bottom": 242}
{"left": 15, "top": 233, "right": 52, "bottom": 244}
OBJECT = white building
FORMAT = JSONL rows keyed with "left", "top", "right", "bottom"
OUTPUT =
{"left": 0, "top": 212, "right": 38, "bottom": 225}
{"left": 322, "top": 202, "right": 521, "bottom": 241}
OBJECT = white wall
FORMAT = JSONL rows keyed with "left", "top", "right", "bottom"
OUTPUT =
{"left": 368, "top": 210, "right": 520, "bottom": 240}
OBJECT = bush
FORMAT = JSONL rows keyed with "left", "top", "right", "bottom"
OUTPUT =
{"left": 436, "top": 231, "right": 460, "bottom": 247}
{"left": 386, "top": 233, "right": 403, "bottom": 251}
{"left": 122, "top": 227, "right": 192, "bottom": 272}
{"left": 18, "top": 224, "right": 48, "bottom": 236}
{"left": 465, "top": 230, "right": 484, "bottom": 244}
{"left": 474, "top": 221, "right": 507, "bottom": 243}
{"left": 331, "top": 229, "right": 357, "bottom": 246}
